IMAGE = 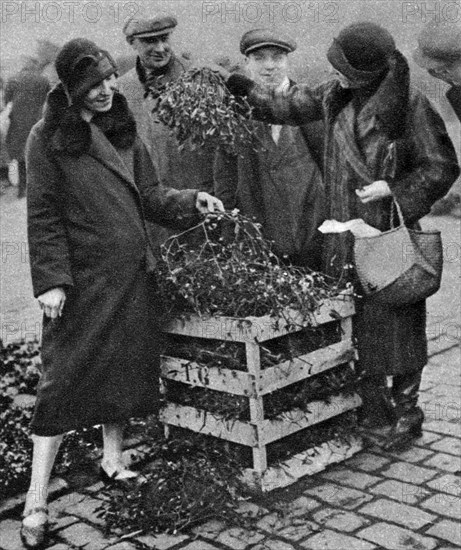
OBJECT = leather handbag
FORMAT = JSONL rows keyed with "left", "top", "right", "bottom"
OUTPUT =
{"left": 353, "top": 200, "right": 443, "bottom": 306}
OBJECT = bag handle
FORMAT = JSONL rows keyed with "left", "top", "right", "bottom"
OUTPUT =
{"left": 390, "top": 198, "right": 405, "bottom": 229}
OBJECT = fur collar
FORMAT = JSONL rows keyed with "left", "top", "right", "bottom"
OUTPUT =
{"left": 324, "top": 50, "right": 410, "bottom": 140}
{"left": 43, "top": 83, "right": 137, "bottom": 156}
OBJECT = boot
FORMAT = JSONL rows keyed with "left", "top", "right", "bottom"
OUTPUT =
{"left": 382, "top": 371, "right": 424, "bottom": 451}
{"left": 357, "top": 373, "right": 395, "bottom": 446}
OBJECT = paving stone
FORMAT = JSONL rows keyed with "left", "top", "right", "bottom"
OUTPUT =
{"left": 136, "top": 532, "right": 189, "bottom": 549}
{"left": 181, "top": 541, "right": 225, "bottom": 550}
{"left": 106, "top": 543, "right": 138, "bottom": 550}
{"left": 276, "top": 519, "right": 320, "bottom": 541}
{"left": 414, "top": 431, "right": 442, "bottom": 446}
{"left": 235, "top": 501, "right": 269, "bottom": 518}
{"left": 430, "top": 436, "right": 461, "bottom": 456}
{"left": 370, "top": 479, "right": 430, "bottom": 505}
{"left": 281, "top": 495, "right": 321, "bottom": 517}
{"left": 420, "top": 494, "right": 461, "bottom": 520}
{"left": 193, "top": 519, "right": 226, "bottom": 538}
{"left": 60, "top": 522, "right": 113, "bottom": 549}
{"left": 62, "top": 495, "right": 105, "bottom": 525}
{"left": 424, "top": 420, "right": 461, "bottom": 438}
{"left": 0, "top": 519, "right": 23, "bottom": 550}
{"left": 345, "top": 452, "right": 390, "bottom": 472}
{"left": 423, "top": 452, "right": 461, "bottom": 473}
{"left": 47, "top": 545, "right": 72, "bottom": 550}
{"left": 359, "top": 498, "right": 436, "bottom": 529}
{"left": 386, "top": 446, "right": 433, "bottom": 463}
{"left": 300, "top": 529, "right": 376, "bottom": 549}
{"left": 303, "top": 482, "right": 372, "bottom": 509}
{"left": 48, "top": 492, "right": 86, "bottom": 514}
{"left": 250, "top": 541, "right": 297, "bottom": 550}
{"left": 215, "top": 527, "right": 265, "bottom": 549}
{"left": 358, "top": 522, "right": 438, "bottom": 549}
{"left": 256, "top": 512, "right": 290, "bottom": 533}
{"left": 381, "top": 461, "right": 438, "bottom": 484}
{"left": 320, "top": 468, "right": 381, "bottom": 489}
{"left": 49, "top": 514, "right": 79, "bottom": 532}
{"left": 427, "top": 474, "right": 461, "bottom": 496}
{"left": 426, "top": 519, "right": 461, "bottom": 547}
{"left": 313, "top": 507, "right": 370, "bottom": 532}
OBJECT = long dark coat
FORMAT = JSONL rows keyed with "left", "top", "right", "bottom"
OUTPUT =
{"left": 446, "top": 85, "right": 461, "bottom": 122}
{"left": 214, "top": 117, "right": 325, "bottom": 269}
{"left": 5, "top": 70, "right": 50, "bottom": 160}
{"left": 227, "top": 52, "right": 459, "bottom": 376}
{"left": 26, "top": 86, "right": 198, "bottom": 436}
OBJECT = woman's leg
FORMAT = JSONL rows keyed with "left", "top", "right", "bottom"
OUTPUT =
{"left": 24, "top": 434, "right": 64, "bottom": 515}
{"left": 101, "top": 422, "right": 137, "bottom": 479}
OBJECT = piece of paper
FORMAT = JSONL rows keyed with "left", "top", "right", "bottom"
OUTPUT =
{"left": 318, "top": 219, "right": 381, "bottom": 237}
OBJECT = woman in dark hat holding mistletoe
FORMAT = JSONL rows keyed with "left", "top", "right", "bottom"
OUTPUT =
{"left": 21, "top": 38, "right": 222, "bottom": 549}
{"left": 225, "top": 22, "right": 459, "bottom": 451}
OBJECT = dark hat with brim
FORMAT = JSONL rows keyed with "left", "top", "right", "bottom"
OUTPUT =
{"left": 123, "top": 14, "right": 177, "bottom": 42}
{"left": 55, "top": 38, "right": 117, "bottom": 103}
{"left": 240, "top": 28, "right": 296, "bottom": 55}
{"left": 413, "top": 21, "right": 461, "bottom": 69}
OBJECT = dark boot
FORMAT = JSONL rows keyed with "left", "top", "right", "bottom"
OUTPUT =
{"left": 357, "top": 373, "right": 396, "bottom": 446}
{"left": 382, "top": 371, "right": 424, "bottom": 451}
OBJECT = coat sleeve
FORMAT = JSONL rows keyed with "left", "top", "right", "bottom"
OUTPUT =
{"left": 388, "top": 93, "right": 460, "bottom": 225}
{"left": 133, "top": 139, "right": 200, "bottom": 229}
{"left": 226, "top": 73, "right": 324, "bottom": 125}
{"left": 213, "top": 147, "right": 239, "bottom": 210}
{"left": 26, "top": 125, "right": 74, "bottom": 298}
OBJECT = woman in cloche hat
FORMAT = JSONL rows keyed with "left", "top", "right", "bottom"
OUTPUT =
{"left": 21, "top": 37, "right": 222, "bottom": 549}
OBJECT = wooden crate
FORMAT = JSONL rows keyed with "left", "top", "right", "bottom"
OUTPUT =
{"left": 160, "top": 292, "right": 362, "bottom": 492}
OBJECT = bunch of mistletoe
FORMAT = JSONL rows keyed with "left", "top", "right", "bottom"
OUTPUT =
{"left": 157, "top": 211, "right": 348, "bottom": 322}
{"left": 149, "top": 67, "right": 256, "bottom": 155}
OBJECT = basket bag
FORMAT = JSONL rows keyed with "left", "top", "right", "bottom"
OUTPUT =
{"left": 353, "top": 200, "right": 443, "bottom": 306}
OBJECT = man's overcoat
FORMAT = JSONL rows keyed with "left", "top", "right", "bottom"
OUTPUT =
{"left": 26, "top": 86, "right": 198, "bottom": 436}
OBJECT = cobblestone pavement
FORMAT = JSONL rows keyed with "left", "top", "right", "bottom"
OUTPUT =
{"left": 1, "top": 186, "right": 460, "bottom": 550}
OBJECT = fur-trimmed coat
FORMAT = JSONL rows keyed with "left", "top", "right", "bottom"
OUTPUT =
{"left": 26, "top": 84, "right": 199, "bottom": 435}
{"left": 227, "top": 53, "right": 459, "bottom": 376}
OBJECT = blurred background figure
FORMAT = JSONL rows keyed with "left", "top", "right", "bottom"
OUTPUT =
{"left": 413, "top": 20, "right": 461, "bottom": 122}
{"left": 4, "top": 50, "right": 52, "bottom": 198}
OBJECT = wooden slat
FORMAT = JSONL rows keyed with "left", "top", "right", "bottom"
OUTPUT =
{"left": 161, "top": 356, "right": 256, "bottom": 396}
{"left": 159, "top": 403, "right": 258, "bottom": 446}
{"left": 257, "top": 339, "right": 356, "bottom": 395}
{"left": 160, "top": 393, "right": 361, "bottom": 448}
{"left": 259, "top": 393, "right": 361, "bottom": 445}
{"left": 241, "top": 436, "right": 363, "bottom": 492}
{"left": 163, "top": 293, "right": 354, "bottom": 343}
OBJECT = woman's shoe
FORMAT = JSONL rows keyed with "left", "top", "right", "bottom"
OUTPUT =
{"left": 20, "top": 507, "right": 49, "bottom": 549}
{"left": 99, "top": 464, "right": 138, "bottom": 485}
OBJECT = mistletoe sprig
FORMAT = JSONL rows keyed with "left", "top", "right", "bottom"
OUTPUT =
{"left": 149, "top": 67, "right": 256, "bottom": 155}
{"left": 157, "top": 211, "right": 350, "bottom": 322}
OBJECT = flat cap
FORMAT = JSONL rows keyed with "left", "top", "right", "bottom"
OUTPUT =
{"left": 413, "top": 21, "right": 461, "bottom": 69}
{"left": 240, "top": 28, "right": 297, "bottom": 55}
{"left": 123, "top": 14, "right": 177, "bottom": 41}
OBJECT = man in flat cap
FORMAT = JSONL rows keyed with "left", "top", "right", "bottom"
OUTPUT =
{"left": 413, "top": 20, "right": 461, "bottom": 121}
{"left": 214, "top": 28, "right": 325, "bottom": 269}
{"left": 118, "top": 14, "right": 214, "bottom": 245}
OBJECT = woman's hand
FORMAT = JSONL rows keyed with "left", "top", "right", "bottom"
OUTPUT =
{"left": 38, "top": 287, "right": 66, "bottom": 319}
{"left": 195, "top": 192, "right": 224, "bottom": 214}
{"left": 356, "top": 180, "right": 391, "bottom": 203}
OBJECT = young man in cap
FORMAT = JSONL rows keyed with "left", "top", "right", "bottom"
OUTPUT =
{"left": 118, "top": 14, "right": 215, "bottom": 245}
{"left": 413, "top": 20, "right": 461, "bottom": 121}
{"left": 214, "top": 29, "right": 325, "bottom": 269}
